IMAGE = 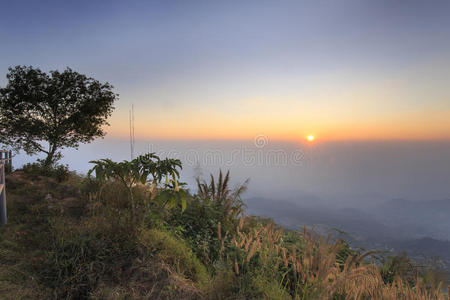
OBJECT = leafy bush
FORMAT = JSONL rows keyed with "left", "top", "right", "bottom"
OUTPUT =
{"left": 53, "top": 164, "right": 71, "bottom": 182}
{"left": 380, "top": 253, "right": 417, "bottom": 285}
{"left": 88, "top": 153, "right": 186, "bottom": 225}
{"left": 21, "top": 162, "right": 70, "bottom": 182}
{"left": 169, "top": 171, "right": 248, "bottom": 266}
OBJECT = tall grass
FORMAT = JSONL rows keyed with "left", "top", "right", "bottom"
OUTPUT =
{"left": 224, "top": 216, "right": 447, "bottom": 299}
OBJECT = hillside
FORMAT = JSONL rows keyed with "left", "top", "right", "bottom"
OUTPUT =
{"left": 0, "top": 163, "right": 448, "bottom": 299}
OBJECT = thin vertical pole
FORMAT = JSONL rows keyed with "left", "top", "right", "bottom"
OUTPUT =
{"left": 132, "top": 104, "right": 135, "bottom": 158}
{"left": 1, "top": 161, "right": 6, "bottom": 225}
{"left": 8, "top": 150, "right": 12, "bottom": 173}
{"left": 129, "top": 105, "right": 135, "bottom": 160}
{"left": 129, "top": 109, "right": 133, "bottom": 160}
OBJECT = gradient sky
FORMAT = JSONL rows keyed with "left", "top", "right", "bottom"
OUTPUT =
{"left": 2, "top": 0, "right": 450, "bottom": 141}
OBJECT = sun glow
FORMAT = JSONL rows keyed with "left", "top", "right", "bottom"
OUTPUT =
{"left": 307, "top": 135, "right": 315, "bottom": 142}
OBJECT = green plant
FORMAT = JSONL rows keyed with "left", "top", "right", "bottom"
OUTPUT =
{"left": 88, "top": 153, "right": 185, "bottom": 222}
{"left": 169, "top": 171, "right": 248, "bottom": 266}
{"left": 52, "top": 164, "right": 71, "bottom": 182}
{"left": 21, "top": 162, "right": 70, "bottom": 182}
{"left": 196, "top": 170, "right": 248, "bottom": 223}
{"left": 379, "top": 253, "right": 428, "bottom": 288}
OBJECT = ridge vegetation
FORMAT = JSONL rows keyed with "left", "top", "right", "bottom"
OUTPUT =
{"left": 0, "top": 156, "right": 447, "bottom": 299}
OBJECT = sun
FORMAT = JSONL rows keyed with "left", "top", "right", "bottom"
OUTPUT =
{"left": 307, "top": 135, "right": 315, "bottom": 142}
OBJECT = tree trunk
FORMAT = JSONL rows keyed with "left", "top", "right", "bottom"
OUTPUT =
{"left": 43, "top": 144, "right": 57, "bottom": 168}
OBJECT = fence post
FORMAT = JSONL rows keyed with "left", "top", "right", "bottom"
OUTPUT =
{"left": 7, "top": 150, "right": 12, "bottom": 174}
{"left": 1, "top": 158, "right": 6, "bottom": 225}
{"left": 4, "top": 151, "right": 9, "bottom": 173}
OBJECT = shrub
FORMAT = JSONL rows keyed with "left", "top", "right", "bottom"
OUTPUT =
{"left": 21, "top": 162, "right": 70, "bottom": 182}
{"left": 168, "top": 170, "right": 248, "bottom": 266}
{"left": 88, "top": 154, "right": 186, "bottom": 224}
{"left": 168, "top": 197, "right": 222, "bottom": 266}
{"left": 52, "top": 164, "right": 70, "bottom": 182}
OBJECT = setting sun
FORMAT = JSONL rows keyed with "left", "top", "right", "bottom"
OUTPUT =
{"left": 307, "top": 135, "right": 315, "bottom": 142}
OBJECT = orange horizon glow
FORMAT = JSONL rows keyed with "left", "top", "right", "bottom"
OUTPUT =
{"left": 103, "top": 57, "right": 450, "bottom": 143}
{"left": 105, "top": 123, "right": 450, "bottom": 142}
{"left": 106, "top": 94, "right": 450, "bottom": 142}
{"left": 104, "top": 116, "right": 450, "bottom": 141}
{"left": 105, "top": 125, "right": 450, "bottom": 142}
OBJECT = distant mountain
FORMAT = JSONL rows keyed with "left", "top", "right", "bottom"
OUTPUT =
{"left": 245, "top": 197, "right": 395, "bottom": 242}
{"left": 369, "top": 198, "right": 450, "bottom": 240}
{"left": 384, "top": 198, "right": 450, "bottom": 210}
{"left": 393, "top": 237, "right": 450, "bottom": 260}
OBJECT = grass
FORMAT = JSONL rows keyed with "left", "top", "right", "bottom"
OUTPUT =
{"left": 139, "top": 228, "right": 209, "bottom": 286}
{"left": 0, "top": 164, "right": 448, "bottom": 299}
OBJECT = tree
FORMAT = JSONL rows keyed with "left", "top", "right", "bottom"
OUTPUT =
{"left": 0, "top": 66, "right": 117, "bottom": 167}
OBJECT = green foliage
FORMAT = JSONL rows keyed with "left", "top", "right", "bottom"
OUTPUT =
{"left": 169, "top": 196, "right": 222, "bottom": 266}
{"left": 380, "top": 253, "right": 411, "bottom": 284}
{"left": 88, "top": 154, "right": 186, "bottom": 225}
{"left": 88, "top": 153, "right": 182, "bottom": 188}
{"left": 196, "top": 170, "right": 248, "bottom": 223}
{"left": 21, "top": 162, "right": 71, "bottom": 182}
{"left": 139, "top": 228, "right": 209, "bottom": 286}
{"left": 0, "top": 66, "right": 117, "bottom": 167}
{"left": 169, "top": 170, "right": 248, "bottom": 266}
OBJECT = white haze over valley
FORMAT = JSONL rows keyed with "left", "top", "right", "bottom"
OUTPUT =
{"left": 14, "top": 138, "right": 450, "bottom": 204}
{"left": 13, "top": 138, "right": 450, "bottom": 256}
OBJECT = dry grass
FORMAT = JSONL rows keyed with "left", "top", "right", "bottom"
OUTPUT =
{"left": 90, "top": 261, "right": 203, "bottom": 300}
{"left": 230, "top": 216, "right": 447, "bottom": 300}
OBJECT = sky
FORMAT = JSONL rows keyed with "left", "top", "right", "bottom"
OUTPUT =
{"left": 2, "top": 1, "right": 450, "bottom": 206}
{"left": 2, "top": 0, "right": 450, "bottom": 141}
